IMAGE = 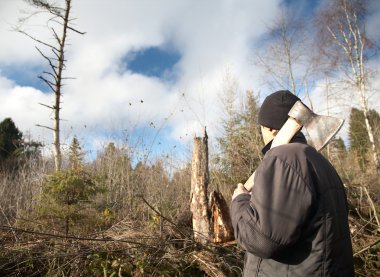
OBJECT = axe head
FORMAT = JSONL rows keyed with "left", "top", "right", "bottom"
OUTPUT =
{"left": 288, "top": 101, "right": 344, "bottom": 151}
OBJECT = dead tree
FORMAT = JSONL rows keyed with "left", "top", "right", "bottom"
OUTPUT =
{"left": 190, "top": 129, "right": 211, "bottom": 243}
{"left": 190, "top": 128, "right": 234, "bottom": 244}
{"left": 17, "top": 0, "right": 85, "bottom": 171}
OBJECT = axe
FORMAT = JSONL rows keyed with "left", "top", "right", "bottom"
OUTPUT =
{"left": 244, "top": 100, "right": 344, "bottom": 191}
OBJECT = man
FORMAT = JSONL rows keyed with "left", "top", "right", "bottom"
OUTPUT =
{"left": 231, "top": 90, "right": 354, "bottom": 276}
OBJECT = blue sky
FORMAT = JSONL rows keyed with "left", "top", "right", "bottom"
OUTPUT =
{"left": 125, "top": 46, "right": 181, "bottom": 81}
{"left": 2, "top": 64, "right": 50, "bottom": 92}
{"left": 0, "top": 0, "right": 379, "bottom": 162}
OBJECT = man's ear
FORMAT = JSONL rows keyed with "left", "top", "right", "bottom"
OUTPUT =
{"left": 270, "top": 128, "right": 279, "bottom": 136}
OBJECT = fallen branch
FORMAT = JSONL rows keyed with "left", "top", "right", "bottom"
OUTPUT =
{"left": 139, "top": 195, "right": 189, "bottom": 239}
{"left": 192, "top": 252, "right": 228, "bottom": 277}
{"left": 362, "top": 187, "right": 380, "bottom": 231}
{"left": 0, "top": 225, "right": 158, "bottom": 249}
{"left": 354, "top": 238, "right": 380, "bottom": 256}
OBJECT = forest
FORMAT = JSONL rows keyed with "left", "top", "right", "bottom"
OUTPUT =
{"left": 1, "top": 0, "right": 380, "bottom": 276}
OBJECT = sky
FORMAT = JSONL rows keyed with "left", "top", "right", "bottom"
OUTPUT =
{"left": 0, "top": 0, "right": 379, "bottom": 162}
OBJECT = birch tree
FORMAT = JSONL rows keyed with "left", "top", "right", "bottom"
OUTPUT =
{"left": 257, "top": 9, "right": 316, "bottom": 99}
{"left": 17, "top": 0, "right": 84, "bottom": 171}
{"left": 316, "top": 0, "right": 380, "bottom": 175}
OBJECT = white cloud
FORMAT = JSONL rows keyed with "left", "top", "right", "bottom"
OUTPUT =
{"left": 0, "top": 79, "right": 52, "bottom": 143}
{"left": 0, "top": 0, "right": 54, "bottom": 65}
{"left": 0, "top": 0, "right": 281, "bottom": 155}
{"left": 1, "top": 0, "right": 379, "bottom": 160}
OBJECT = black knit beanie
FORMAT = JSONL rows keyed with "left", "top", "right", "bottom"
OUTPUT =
{"left": 258, "top": 90, "right": 301, "bottom": 130}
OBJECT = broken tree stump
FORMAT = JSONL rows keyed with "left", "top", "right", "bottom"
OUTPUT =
{"left": 190, "top": 129, "right": 211, "bottom": 243}
{"left": 209, "top": 191, "right": 234, "bottom": 243}
{"left": 190, "top": 128, "right": 234, "bottom": 244}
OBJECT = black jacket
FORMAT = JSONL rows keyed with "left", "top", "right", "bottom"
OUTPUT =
{"left": 231, "top": 133, "right": 354, "bottom": 276}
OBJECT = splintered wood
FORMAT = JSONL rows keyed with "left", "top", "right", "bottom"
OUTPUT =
{"left": 209, "top": 191, "right": 234, "bottom": 243}
{"left": 190, "top": 129, "right": 234, "bottom": 243}
{"left": 190, "top": 131, "right": 210, "bottom": 243}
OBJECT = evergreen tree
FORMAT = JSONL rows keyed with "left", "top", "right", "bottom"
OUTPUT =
{"left": 69, "top": 136, "right": 84, "bottom": 171}
{"left": 37, "top": 138, "right": 104, "bottom": 235}
{"left": 216, "top": 90, "right": 263, "bottom": 187}
{"left": 93, "top": 142, "right": 134, "bottom": 215}
{"left": 0, "top": 118, "right": 23, "bottom": 161}
{"left": 238, "top": 90, "right": 263, "bottom": 170}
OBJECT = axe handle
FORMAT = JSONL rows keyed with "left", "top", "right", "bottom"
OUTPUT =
{"left": 244, "top": 171, "right": 255, "bottom": 191}
{"left": 243, "top": 117, "right": 302, "bottom": 192}
{"left": 271, "top": 117, "right": 302, "bottom": 148}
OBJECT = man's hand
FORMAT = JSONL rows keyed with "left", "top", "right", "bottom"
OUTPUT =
{"left": 232, "top": 183, "right": 249, "bottom": 201}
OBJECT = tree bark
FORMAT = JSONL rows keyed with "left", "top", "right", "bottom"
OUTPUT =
{"left": 52, "top": 1, "right": 70, "bottom": 171}
{"left": 359, "top": 88, "right": 380, "bottom": 175}
{"left": 190, "top": 129, "right": 210, "bottom": 243}
{"left": 209, "top": 191, "right": 234, "bottom": 243}
{"left": 190, "top": 129, "right": 235, "bottom": 244}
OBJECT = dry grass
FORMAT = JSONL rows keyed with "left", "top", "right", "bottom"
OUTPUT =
{"left": 0, "top": 145, "right": 379, "bottom": 276}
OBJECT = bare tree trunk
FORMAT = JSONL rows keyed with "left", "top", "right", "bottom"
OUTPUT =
{"left": 355, "top": 26, "right": 380, "bottom": 175}
{"left": 190, "top": 129, "right": 210, "bottom": 243}
{"left": 359, "top": 87, "right": 380, "bottom": 175}
{"left": 283, "top": 34, "right": 296, "bottom": 94}
{"left": 52, "top": 0, "right": 71, "bottom": 172}
{"left": 325, "top": 79, "right": 331, "bottom": 159}
{"left": 17, "top": 0, "right": 85, "bottom": 172}
{"left": 190, "top": 128, "right": 235, "bottom": 244}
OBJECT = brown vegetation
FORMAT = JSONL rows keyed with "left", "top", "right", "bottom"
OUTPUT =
{"left": 1, "top": 90, "right": 379, "bottom": 276}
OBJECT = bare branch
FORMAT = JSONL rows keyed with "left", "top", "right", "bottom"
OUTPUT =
{"left": 35, "top": 124, "right": 55, "bottom": 131}
{"left": 35, "top": 47, "right": 58, "bottom": 76}
{"left": 256, "top": 54, "right": 287, "bottom": 89}
{"left": 38, "top": 102, "right": 54, "bottom": 109}
{"left": 43, "top": 71, "right": 58, "bottom": 82}
{"left": 363, "top": 187, "right": 380, "bottom": 230}
{"left": 326, "top": 25, "right": 350, "bottom": 56}
{"left": 17, "top": 29, "right": 59, "bottom": 52}
{"left": 51, "top": 27, "right": 61, "bottom": 45}
{"left": 66, "top": 25, "right": 86, "bottom": 35}
{"left": 354, "top": 238, "right": 380, "bottom": 256}
{"left": 0, "top": 225, "right": 160, "bottom": 248}
{"left": 38, "top": 76, "right": 55, "bottom": 92}
{"left": 51, "top": 47, "right": 60, "bottom": 60}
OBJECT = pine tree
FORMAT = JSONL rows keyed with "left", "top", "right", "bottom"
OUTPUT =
{"left": 216, "top": 90, "right": 263, "bottom": 187}
{"left": 37, "top": 138, "right": 104, "bottom": 235}
{"left": 0, "top": 118, "right": 23, "bottom": 161}
{"left": 69, "top": 136, "right": 84, "bottom": 171}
